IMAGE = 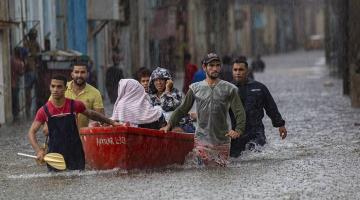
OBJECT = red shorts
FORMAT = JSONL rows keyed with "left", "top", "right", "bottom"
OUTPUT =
{"left": 189, "top": 138, "right": 230, "bottom": 167}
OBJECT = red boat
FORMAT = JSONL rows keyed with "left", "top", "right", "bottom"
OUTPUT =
{"left": 80, "top": 126, "right": 194, "bottom": 170}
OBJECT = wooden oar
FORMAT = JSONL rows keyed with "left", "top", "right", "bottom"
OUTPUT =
{"left": 17, "top": 152, "right": 66, "bottom": 170}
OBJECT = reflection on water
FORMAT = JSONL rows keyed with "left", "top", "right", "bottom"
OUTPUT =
{"left": 1, "top": 51, "right": 360, "bottom": 199}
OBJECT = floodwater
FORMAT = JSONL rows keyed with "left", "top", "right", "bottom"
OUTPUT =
{"left": 1, "top": 50, "right": 359, "bottom": 199}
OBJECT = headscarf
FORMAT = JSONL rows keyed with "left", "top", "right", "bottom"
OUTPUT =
{"left": 148, "top": 67, "right": 172, "bottom": 94}
{"left": 111, "top": 79, "right": 162, "bottom": 125}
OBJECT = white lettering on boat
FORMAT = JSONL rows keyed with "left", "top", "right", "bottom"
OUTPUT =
{"left": 115, "top": 136, "right": 126, "bottom": 144}
{"left": 96, "top": 136, "right": 126, "bottom": 146}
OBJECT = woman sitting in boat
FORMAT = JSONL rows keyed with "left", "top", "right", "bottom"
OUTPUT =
{"left": 148, "top": 67, "right": 195, "bottom": 133}
{"left": 111, "top": 79, "right": 166, "bottom": 129}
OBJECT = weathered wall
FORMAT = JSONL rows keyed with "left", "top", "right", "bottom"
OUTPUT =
{"left": 188, "top": 0, "right": 207, "bottom": 64}
{"left": 238, "top": 4, "right": 252, "bottom": 56}
{"left": 228, "top": 1, "right": 256, "bottom": 57}
{"left": 325, "top": 0, "right": 360, "bottom": 107}
{"left": 129, "top": 0, "right": 139, "bottom": 72}
{"left": 263, "top": 5, "right": 277, "bottom": 54}
{"left": 324, "top": 0, "right": 349, "bottom": 93}
{"left": 0, "top": 0, "right": 12, "bottom": 123}
{"left": 348, "top": 0, "right": 360, "bottom": 107}
{"left": 205, "top": 0, "right": 230, "bottom": 55}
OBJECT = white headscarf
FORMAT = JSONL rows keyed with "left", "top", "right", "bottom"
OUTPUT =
{"left": 111, "top": 79, "right": 162, "bottom": 125}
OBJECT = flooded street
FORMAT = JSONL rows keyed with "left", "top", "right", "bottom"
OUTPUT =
{"left": 1, "top": 50, "right": 359, "bottom": 199}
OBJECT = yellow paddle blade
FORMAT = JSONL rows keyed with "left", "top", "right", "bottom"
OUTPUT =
{"left": 44, "top": 153, "right": 66, "bottom": 170}
{"left": 47, "top": 162, "right": 66, "bottom": 171}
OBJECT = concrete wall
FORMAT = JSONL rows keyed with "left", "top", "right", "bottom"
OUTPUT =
{"left": 188, "top": 0, "right": 207, "bottom": 64}
{"left": 107, "top": 22, "right": 131, "bottom": 77}
{"left": 187, "top": 0, "right": 325, "bottom": 61}
{"left": 129, "top": 0, "right": 139, "bottom": 73}
{"left": 25, "top": 0, "right": 44, "bottom": 49}
{"left": 348, "top": 0, "right": 360, "bottom": 107}
{"left": 325, "top": 0, "right": 360, "bottom": 107}
{"left": 0, "top": 31, "right": 12, "bottom": 124}
{"left": 263, "top": 6, "right": 277, "bottom": 54}
{"left": 43, "top": 0, "right": 57, "bottom": 50}
{"left": 228, "top": 0, "right": 251, "bottom": 56}
{"left": 0, "top": 0, "right": 12, "bottom": 124}
{"left": 239, "top": 5, "right": 252, "bottom": 56}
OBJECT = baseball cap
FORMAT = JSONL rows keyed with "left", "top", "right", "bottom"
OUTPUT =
{"left": 203, "top": 52, "right": 221, "bottom": 64}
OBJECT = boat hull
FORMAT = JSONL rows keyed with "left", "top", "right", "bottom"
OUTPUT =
{"left": 80, "top": 126, "right": 194, "bottom": 170}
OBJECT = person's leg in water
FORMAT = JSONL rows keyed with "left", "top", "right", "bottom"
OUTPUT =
{"left": 230, "top": 134, "right": 250, "bottom": 158}
{"left": 193, "top": 138, "right": 231, "bottom": 167}
{"left": 247, "top": 127, "right": 266, "bottom": 152}
{"left": 230, "top": 125, "right": 266, "bottom": 156}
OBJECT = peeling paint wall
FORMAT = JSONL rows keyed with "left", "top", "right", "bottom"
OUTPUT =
{"left": 0, "top": 0, "right": 12, "bottom": 123}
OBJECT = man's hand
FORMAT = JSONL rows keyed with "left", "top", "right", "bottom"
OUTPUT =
{"left": 225, "top": 130, "right": 241, "bottom": 139}
{"left": 36, "top": 148, "right": 46, "bottom": 163}
{"left": 160, "top": 124, "right": 171, "bottom": 133}
{"left": 165, "top": 80, "right": 174, "bottom": 92}
{"left": 189, "top": 112, "right": 197, "bottom": 121}
{"left": 113, "top": 121, "right": 123, "bottom": 126}
{"left": 279, "top": 126, "right": 287, "bottom": 139}
{"left": 89, "top": 121, "right": 101, "bottom": 127}
{"left": 106, "top": 120, "right": 123, "bottom": 127}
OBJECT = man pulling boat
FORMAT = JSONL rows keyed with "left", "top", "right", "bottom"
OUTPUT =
{"left": 161, "top": 53, "right": 246, "bottom": 167}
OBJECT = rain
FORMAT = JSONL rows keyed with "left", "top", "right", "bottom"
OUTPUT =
{"left": 0, "top": 0, "right": 360, "bottom": 199}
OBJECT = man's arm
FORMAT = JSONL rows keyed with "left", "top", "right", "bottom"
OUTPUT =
{"left": 262, "top": 85, "right": 285, "bottom": 127}
{"left": 161, "top": 89, "right": 195, "bottom": 131}
{"left": 94, "top": 108, "right": 105, "bottom": 125}
{"left": 82, "top": 109, "right": 116, "bottom": 126}
{"left": 229, "top": 88, "right": 246, "bottom": 135}
{"left": 94, "top": 108, "right": 105, "bottom": 115}
{"left": 262, "top": 85, "right": 287, "bottom": 139}
{"left": 28, "top": 121, "right": 45, "bottom": 160}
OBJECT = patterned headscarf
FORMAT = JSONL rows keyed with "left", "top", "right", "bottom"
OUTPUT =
{"left": 149, "top": 67, "right": 172, "bottom": 94}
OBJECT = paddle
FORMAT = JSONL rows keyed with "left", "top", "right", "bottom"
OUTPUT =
{"left": 17, "top": 152, "right": 66, "bottom": 170}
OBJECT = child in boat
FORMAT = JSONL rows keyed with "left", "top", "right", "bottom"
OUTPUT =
{"left": 111, "top": 79, "right": 166, "bottom": 129}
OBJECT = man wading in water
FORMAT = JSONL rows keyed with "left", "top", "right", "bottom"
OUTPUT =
{"left": 230, "top": 57, "right": 287, "bottom": 157}
{"left": 161, "top": 53, "right": 246, "bottom": 166}
{"left": 28, "top": 75, "right": 119, "bottom": 171}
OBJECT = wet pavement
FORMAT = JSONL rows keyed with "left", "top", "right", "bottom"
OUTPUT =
{"left": 1, "top": 50, "right": 360, "bottom": 199}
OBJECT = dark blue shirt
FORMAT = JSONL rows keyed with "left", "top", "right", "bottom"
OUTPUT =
{"left": 231, "top": 79, "right": 285, "bottom": 130}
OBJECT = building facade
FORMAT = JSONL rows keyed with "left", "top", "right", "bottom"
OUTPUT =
{"left": 325, "top": 0, "right": 360, "bottom": 107}
{"left": 0, "top": 0, "right": 328, "bottom": 123}
{"left": 0, "top": 0, "right": 12, "bottom": 124}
